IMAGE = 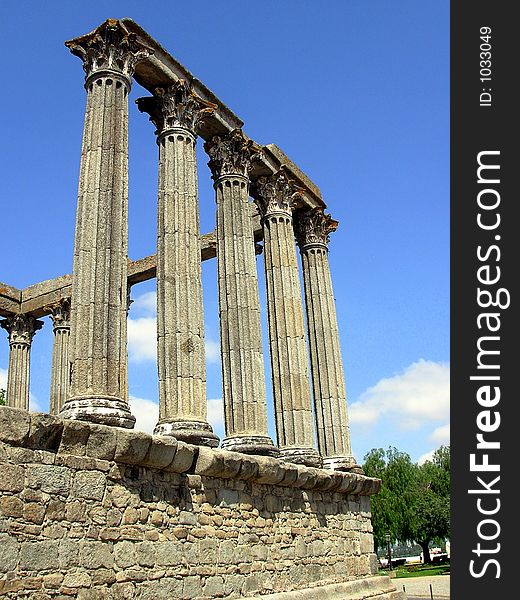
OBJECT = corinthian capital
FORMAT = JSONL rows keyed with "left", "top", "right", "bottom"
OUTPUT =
{"left": 49, "top": 299, "right": 71, "bottom": 329}
{"left": 204, "top": 129, "right": 263, "bottom": 179}
{"left": 295, "top": 208, "right": 339, "bottom": 249}
{"left": 252, "top": 169, "right": 302, "bottom": 218}
{"left": 136, "top": 80, "right": 216, "bottom": 135}
{"left": 65, "top": 19, "right": 153, "bottom": 82}
{"left": 1, "top": 314, "right": 43, "bottom": 346}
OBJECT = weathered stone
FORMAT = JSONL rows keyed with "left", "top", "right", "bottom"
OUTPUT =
{"left": 24, "top": 501, "right": 46, "bottom": 524}
{"left": 43, "top": 572, "right": 64, "bottom": 588}
{"left": 114, "top": 429, "right": 152, "bottom": 464}
{"left": 0, "top": 494, "right": 24, "bottom": 517}
{"left": 27, "top": 464, "right": 70, "bottom": 495}
{"left": 0, "top": 463, "right": 25, "bottom": 492}
{"left": 72, "top": 470, "right": 106, "bottom": 500}
{"left": 86, "top": 424, "right": 118, "bottom": 460}
{"left": 62, "top": 572, "right": 92, "bottom": 588}
{"left": 182, "top": 575, "right": 202, "bottom": 598}
{"left": 204, "top": 575, "right": 225, "bottom": 597}
{"left": 79, "top": 541, "right": 114, "bottom": 569}
{"left": 114, "top": 540, "right": 137, "bottom": 568}
{"left": 142, "top": 435, "right": 178, "bottom": 469}
{"left": 0, "top": 406, "right": 31, "bottom": 445}
{"left": 0, "top": 533, "right": 19, "bottom": 572}
{"left": 58, "top": 419, "right": 91, "bottom": 456}
{"left": 155, "top": 541, "right": 182, "bottom": 566}
{"left": 27, "top": 412, "right": 64, "bottom": 451}
{"left": 59, "top": 539, "right": 80, "bottom": 569}
{"left": 165, "top": 440, "right": 196, "bottom": 473}
{"left": 19, "top": 540, "right": 60, "bottom": 571}
{"left": 136, "top": 541, "right": 156, "bottom": 567}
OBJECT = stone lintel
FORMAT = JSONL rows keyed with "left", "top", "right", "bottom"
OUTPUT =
{"left": 0, "top": 406, "right": 381, "bottom": 496}
{"left": 120, "top": 19, "right": 324, "bottom": 212}
{"left": 263, "top": 144, "right": 325, "bottom": 209}
{"left": 120, "top": 18, "right": 243, "bottom": 139}
{"left": 0, "top": 282, "right": 21, "bottom": 317}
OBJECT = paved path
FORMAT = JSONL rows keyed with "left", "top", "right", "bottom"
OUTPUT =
{"left": 392, "top": 575, "right": 450, "bottom": 599}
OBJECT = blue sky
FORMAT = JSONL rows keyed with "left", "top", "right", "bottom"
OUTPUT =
{"left": 0, "top": 1, "right": 449, "bottom": 464}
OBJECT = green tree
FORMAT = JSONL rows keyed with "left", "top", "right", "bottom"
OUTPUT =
{"left": 408, "top": 447, "right": 450, "bottom": 563}
{"left": 363, "top": 447, "right": 416, "bottom": 552}
{"left": 363, "top": 445, "right": 450, "bottom": 563}
{"left": 0, "top": 388, "right": 5, "bottom": 406}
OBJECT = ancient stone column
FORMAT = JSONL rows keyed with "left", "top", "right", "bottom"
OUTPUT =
{"left": 253, "top": 170, "right": 321, "bottom": 467}
{"left": 204, "top": 129, "right": 278, "bottom": 456}
{"left": 60, "top": 20, "right": 151, "bottom": 428}
{"left": 136, "top": 81, "right": 219, "bottom": 446}
{"left": 295, "top": 208, "right": 359, "bottom": 471}
{"left": 0, "top": 315, "right": 43, "bottom": 410}
{"left": 49, "top": 300, "right": 71, "bottom": 415}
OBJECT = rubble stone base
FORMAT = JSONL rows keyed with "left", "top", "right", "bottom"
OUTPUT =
{"left": 0, "top": 407, "right": 403, "bottom": 599}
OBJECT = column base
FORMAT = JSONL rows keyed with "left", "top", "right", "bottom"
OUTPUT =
{"left": 279, "top": 447, "right": 323, "bottom": 468}
{"left": 323, "top": 455, "right": 364, "bottom": 473}
{"left": 221, "top": 435, "right": 279, "bottom": 457}
{"left": 154, "top": 420, "right": 219, "bottom": 448}
{"left": 60, "top": 396, "right": 136, "bottom": 429}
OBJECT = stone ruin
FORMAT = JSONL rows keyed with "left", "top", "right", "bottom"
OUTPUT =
{"left": 0, "top": 18, "right": 404, "bottom": 600}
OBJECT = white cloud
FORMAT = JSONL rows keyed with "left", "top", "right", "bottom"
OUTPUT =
{"left": 205, "top": 340, "right": 220, "bottom": 364}
{"left": 129, "top": 395, "right": 159, "bottom": 434}
{"left": 429, "top": 422, "right": 450, "bottom": 445}
{"left": 349, "top": 359, "right": 450, "bottom": 430}
{"left": 127, "top": 293, "right": 221, "bottom": 365}
{"left": 29, "top": 392, "right": 44, "bottom": 413}
{"left": 128, "top": 316, "right": 157, "bottom": 362}
{"left": 0, "top": 367, "right": 7, "bottom": 390}
{"left": 417, "top": 449, "right": 436, "bottom": 465}
{"left": 131, "top": 291, "right": 156, "bottom": 317}
{"left": 207, "top": 397, "right": 224, "bottom": 431}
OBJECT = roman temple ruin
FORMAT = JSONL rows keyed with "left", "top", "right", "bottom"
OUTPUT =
{"left": 0, "top": 18, "right": 404, "bottom": 600}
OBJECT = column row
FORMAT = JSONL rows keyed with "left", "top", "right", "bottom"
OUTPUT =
{"left": 0, "top": 20, "right": 357, "bottom": 471}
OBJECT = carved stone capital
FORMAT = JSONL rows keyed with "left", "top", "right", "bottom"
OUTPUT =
{"left": 295, "top": 208, "right": 339, "bottom": 249}
{"left": 204, "top": 129, "right": 263, "bottom": 180}
{"left": 65, "top": 19, "right": 153, "bottom": 84}
{"left": 49, "top": 299, "right": 71, "bottom": 329}
{"left": 252, "top": 169, "right": 302, "bottom": 218}
{"left": 1, "top": 314, "right": 43, "bottom": 346}
{"left": 137, "top": 80, "right": 216, "bottom": 136}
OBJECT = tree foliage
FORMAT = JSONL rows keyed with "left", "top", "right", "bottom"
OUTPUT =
{"left": 363, "top": 446, "right": 450, "bottom": 563}
{"left": 0, "top": 388, "right": 5, "bottom": 406}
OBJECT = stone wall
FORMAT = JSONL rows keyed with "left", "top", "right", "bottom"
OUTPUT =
{"left": 0, "top": 407, "right": 403, "bottom": 599}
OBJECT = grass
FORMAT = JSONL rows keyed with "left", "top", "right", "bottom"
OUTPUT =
{"left": 380, "top": 563, "right": 450, "bottom": 579}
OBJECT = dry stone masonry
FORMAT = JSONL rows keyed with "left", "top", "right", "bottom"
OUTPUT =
{"left": 0, "top": 17, "right": 404, "bottom": 600}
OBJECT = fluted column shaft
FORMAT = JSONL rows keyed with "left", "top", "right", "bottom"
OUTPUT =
{"left": 49, "top": 300, "right": 71, "bottom": 415}
{"left": 60, "top": 20, "right": 151, "bottom": 427}
{"left": 137, "top": 81, "right": 218, "bottom": 446}
{"left": 1, "top": 315, "right": 43, "bottom": 410}
{"left": 205, "top": 130, "right": 278, "bottom": 456}
{"left": 254, "top": 172, "right": 321, "bottom": 467}
{"left": 296, "top": 209, "right": 358, "bottom": 471}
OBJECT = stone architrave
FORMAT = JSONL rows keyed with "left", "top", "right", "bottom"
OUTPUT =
{"left": 252, "top": 170, "right": 321, "bottom": 467}
{"left": 60, "top": 19, "right": 152, "bottom": 428}
{"left": 136, "top": 81, "right": 219, "bottom": 446}
{"left": 0, "top": 314, "right": 43, "bottom": 410}
{"left": 204, "top": 129, "right": 278, "bottom": 457}
{"left": 49, "top": 299, "right": 71, "bottom": 415}
{"left": 295, "top": 208, "right": 359, "bottom": 471}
